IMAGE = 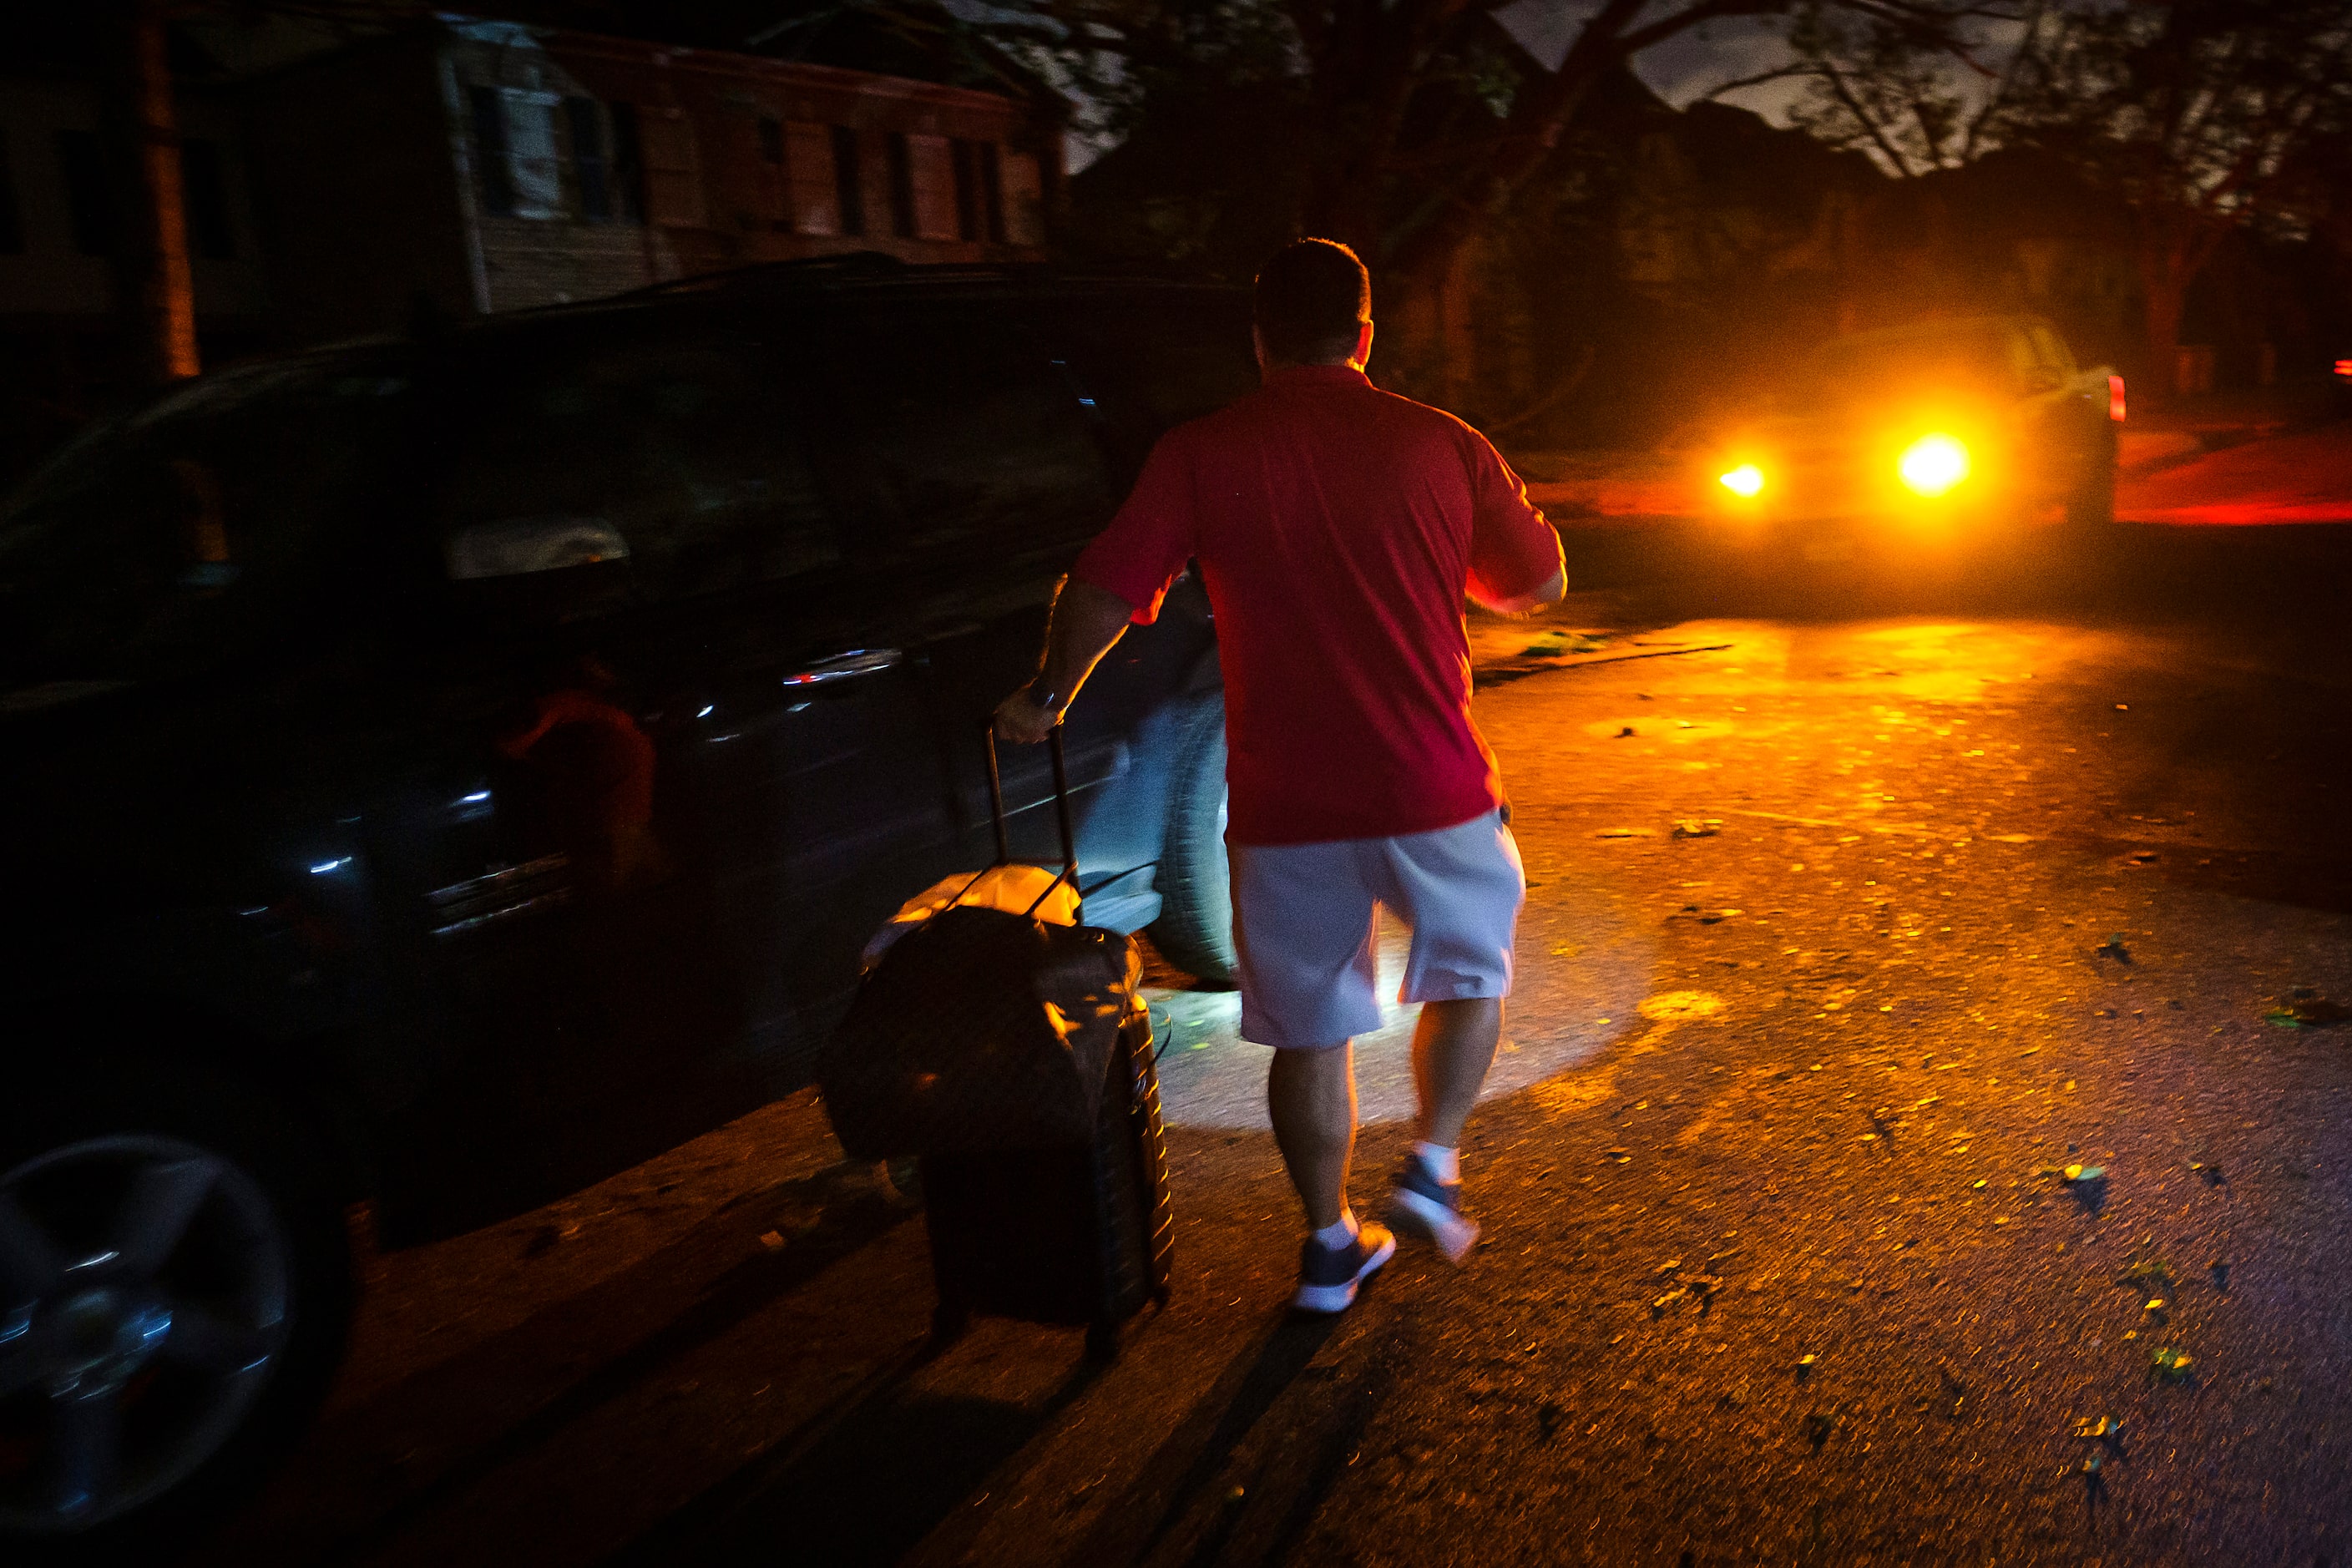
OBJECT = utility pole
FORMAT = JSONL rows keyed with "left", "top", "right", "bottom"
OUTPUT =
{"left": 114, "top": 0, "right": 200, "bottom": 382}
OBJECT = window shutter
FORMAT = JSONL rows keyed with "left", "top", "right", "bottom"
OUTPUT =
{"left": 905, "top": 133, "right": 957, "bottom": 240}
{"left": 784, "top": 121, "right": 840, "bottom": 236}
{"left": 640, "top": 108, "right": 705, "bottom": 228}
{"left": 999, "top": 151, "right": 1044, "bottom": 246}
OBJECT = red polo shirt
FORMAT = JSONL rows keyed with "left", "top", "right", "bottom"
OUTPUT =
{"left": 1072, "top": 364, "right": 1563, "bottom": 846}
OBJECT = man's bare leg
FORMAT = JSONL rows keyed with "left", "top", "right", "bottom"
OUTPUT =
{"left": 1411, "top": 996, "right": 1503, "bottom": 1147}
{"left": 1267, "top": 1042, "right": 1357, "bottom": 1229}
{"left": 1388, "top": 997, "right": 1500, "bottom": 1265}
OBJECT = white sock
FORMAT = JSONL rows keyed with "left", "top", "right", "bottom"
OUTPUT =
{"left": 1313, "top": 1210, "right": 1360, "bottom": 1248}
{"left": 1414, "top": 1141, "right": 1461, "bottom": 1183}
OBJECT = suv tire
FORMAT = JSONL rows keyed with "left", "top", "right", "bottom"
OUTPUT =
{"left": 0, "top": 1060, "right": 353, "bottom": 1556}
{"left": 1147, "top": 694, "right": 1237, "bottom": 988}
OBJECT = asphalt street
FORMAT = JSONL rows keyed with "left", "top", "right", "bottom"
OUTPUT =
{"left": 195, "top": 446, "right": 2352, "bottom": 1566}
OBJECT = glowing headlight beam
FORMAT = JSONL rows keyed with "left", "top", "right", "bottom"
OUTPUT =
{"left": 1898, "top": 434, "right": 1970, "bottom": 497}
{"left": 1718, "top": 463, "right": 1765, "bottom": 498}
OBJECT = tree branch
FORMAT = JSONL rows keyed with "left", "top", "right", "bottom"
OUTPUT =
{"left": 1821, "top": 57, "right": 1922, "bottom": 175}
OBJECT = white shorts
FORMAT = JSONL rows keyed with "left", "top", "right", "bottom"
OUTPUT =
{"left": 1228, "top": 809, "right": 1525, "bottom": 1050}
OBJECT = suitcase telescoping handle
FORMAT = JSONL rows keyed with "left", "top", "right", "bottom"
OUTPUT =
{"left": 982, "top": 720, "right": 1078, "bottom": 879}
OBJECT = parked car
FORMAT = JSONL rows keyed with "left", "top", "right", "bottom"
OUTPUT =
{"left": 0, "top": 256, "right": 1255, "bottom": 1550}
{"left": 1703, "top": 314, "right": 2123, "bottom": 553}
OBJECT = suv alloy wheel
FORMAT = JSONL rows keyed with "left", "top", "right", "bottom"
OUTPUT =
{"left": 1, "top": 1080, "right": 351, "bottom": 1551}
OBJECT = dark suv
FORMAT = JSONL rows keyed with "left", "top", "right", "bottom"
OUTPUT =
{"left": 0, "top": 259, "right": 1253, "bottom": 1548}
{"left": 1702, "top": 313, "right": 2122, "bottom": 547}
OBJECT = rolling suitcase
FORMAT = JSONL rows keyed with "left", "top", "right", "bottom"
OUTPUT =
{"left": 820, "top": 726, "right": 1174, "bottom": 1360}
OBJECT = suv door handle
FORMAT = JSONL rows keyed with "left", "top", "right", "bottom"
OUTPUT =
{"left": 781, "top": 648, "right": 902, "bottom": 687}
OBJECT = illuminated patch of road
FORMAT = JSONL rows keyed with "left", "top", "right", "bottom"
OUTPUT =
{"left": 1151, "top": 878, "right": 1656, "bottom": 1130}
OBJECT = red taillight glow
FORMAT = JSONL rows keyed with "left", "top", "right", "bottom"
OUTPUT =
{"left": 2335, "top": 359, "right": 2352, "bottom": 383}
{"left": 2108, "top": 374, "right": 2127, "bottom": 422}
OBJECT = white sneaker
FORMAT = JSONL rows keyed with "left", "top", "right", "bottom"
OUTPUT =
{"left": 1387, "top": 1155, "right": 1480, "bottom": 1265}
{"left": 1292, "top": 1221, "right": 1397, "bottom": 1313}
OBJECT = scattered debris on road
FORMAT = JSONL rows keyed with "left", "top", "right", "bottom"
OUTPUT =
{"left": 1672, "top": 818, "right": 1722, "bottom": 838}
{"left": 1521, "top": 630, "right": 1610, "bottom": 656}
{"left": 2263, "top": 988, "right": 2350, "bottom": 1027}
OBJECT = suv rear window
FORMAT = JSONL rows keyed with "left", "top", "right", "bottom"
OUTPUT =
{"left": 443, "top": 321, "right": 837, "bottom": 608}
{"left": 817, "top": 308, "right": 1121, "bottom": 568}
{"left": 0, "top": 355, "right": 410, "bottom": 683}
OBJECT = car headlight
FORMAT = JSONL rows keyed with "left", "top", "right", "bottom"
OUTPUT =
{"left": 1898, "top": 434, "right": 1970, "bottom": 497}
{"left": 1718, "top": 463, "right": 1765, "bottom": 498}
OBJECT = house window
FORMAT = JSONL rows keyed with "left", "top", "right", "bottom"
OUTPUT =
{"left": 979, "top": 141, "right": 1004, "bottom": 243}
{"left": 566, "top": 97, "right": 609, "bottom": 222}
{"left": 609, "top": 103, "right": 645, "bottom": 225}
{"left": 180, "top": 138, "right": 235, "bottom": 258}
{"left": 757, "top": 115, "right": 785, "bottom": 168}
{"left": 468, "top": 83, "right": 564, "bottom": 219}
{"left": 0, "top": 129, "right": 23, "bottom": 255}
{"left": 503, "top": 91, "right": 564, "bottom": 218}
{"left": 467, "top": 86, "right": 514, "bottom": 215}
{"left": 831, "top": 125, "right": 863, "bottom": 237}
{"left": 56, "top": 129, "right": 116, "bottom": 255}
{"left": 951, "top": 139, "right": 980, "bottom": 242}
{"left": 885, "top": 132, "right": 915, "bottom": 238}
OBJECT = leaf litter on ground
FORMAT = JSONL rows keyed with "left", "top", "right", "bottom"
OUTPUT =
{"left": 2263, "top": 987, "right": 2351, "bottom": 1027}
{"left": 1520, "top": 630, "right": 1610, "bottom": 657}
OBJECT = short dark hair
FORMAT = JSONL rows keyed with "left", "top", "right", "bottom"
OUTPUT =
{"left": 1254, "top": 239, "right": 1370, "bottom": 365}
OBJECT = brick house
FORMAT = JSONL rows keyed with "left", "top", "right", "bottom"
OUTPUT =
{"left": 249, "top": 15, "right": 1064, "bottom": 344}
{"left": 0, "top": 13, "right": 1064, "bottom": 478}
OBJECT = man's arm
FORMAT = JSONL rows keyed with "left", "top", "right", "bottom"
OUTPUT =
{"left": 1462, "top": 427, "right": 1567, "bottom": 615}
{"left": 1472, "top": 564, "right": 1565, "bottom": 616}
{"left": 994, "top": 576, "right": 1139, "bottom": 744}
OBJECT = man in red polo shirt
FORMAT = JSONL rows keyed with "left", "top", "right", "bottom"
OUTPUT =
{"left": 996, "top": 240, "right": 1564, "bottom": 1313}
